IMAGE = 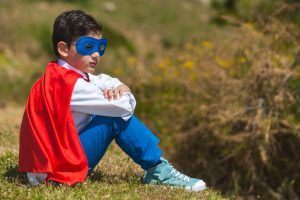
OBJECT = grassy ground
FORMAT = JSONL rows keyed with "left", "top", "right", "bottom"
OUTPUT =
{"left": 3, "top": 0, "right": 298, "bottom": 198}
{"left": 0, "top": 1, "right": 231, "bottom": 198}
{"left": 0, "top": 105, "right": 229, "bottom": 200}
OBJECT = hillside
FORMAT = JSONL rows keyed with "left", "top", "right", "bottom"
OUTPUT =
{"left": 0, "top": 106, "right": 228, "bottom": 200}
{"left": 1, "top": 0, "right": 300, "bottom": 199}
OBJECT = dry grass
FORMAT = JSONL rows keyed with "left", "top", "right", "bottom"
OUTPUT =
{"left": 0, "top": 105, "right": 23, "bottom": 154}
{"left": 0, "top": 105, "right": 228, "bottom": 200}
{"left": 163, "top": 6, "right": 300, "bottom": 200}
{"left": 1, "top": 0, "right": 300, "bottom": 199}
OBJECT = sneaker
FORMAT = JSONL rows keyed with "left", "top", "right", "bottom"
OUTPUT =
{"left": 143, "top": 157, "right": 207, "bottom": 192}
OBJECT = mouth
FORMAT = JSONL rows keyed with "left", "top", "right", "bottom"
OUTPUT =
{"left": 90, "top": 62, "right": 98, "bottom": 67}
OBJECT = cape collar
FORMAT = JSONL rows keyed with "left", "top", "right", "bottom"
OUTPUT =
{"left": 57, "top": 59, "right": 90, "bottom": 82}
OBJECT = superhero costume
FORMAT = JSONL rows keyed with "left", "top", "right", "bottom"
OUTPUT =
{"left": 18, "top": 61, "right": 88, "bottom": 185}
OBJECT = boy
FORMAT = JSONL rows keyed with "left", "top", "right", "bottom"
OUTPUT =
{"left": 18, "top": 10, "right": 207, "bottom": 192}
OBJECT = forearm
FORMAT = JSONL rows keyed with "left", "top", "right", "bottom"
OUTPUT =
{"left": 71, "top": 75, "right": 136, "bottom": 120}
{"left": 71, "top": 90, "right": 136, "bottom": 120}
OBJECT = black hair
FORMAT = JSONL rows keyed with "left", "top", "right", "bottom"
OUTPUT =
{"left": 52, "top": 10, "right": 102, "bottom": 57}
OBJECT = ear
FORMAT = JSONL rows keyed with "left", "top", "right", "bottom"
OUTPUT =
{"left": 57, "top": 41, "right": 70, "bottom": 58}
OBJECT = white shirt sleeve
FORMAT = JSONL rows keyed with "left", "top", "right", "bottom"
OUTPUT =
{"left": 70, "top": 74, "right": 136, "bottom": 121}
{"left": 95, "top": 74, "right": 123, "bottom": 90}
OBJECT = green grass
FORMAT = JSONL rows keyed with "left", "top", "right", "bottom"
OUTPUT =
{"left": 0, "top": 147, "right": 227, "bottom": 200}
{"left": 0, "top": 2, "right": 229, "bottom": 198}
{"left": 0, "top": 109, "right": 228, "bottom": 200}
{"left": 3, "top": 0, "right": 297, "bottom": 198}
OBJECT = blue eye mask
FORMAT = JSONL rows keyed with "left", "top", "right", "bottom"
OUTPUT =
{"left": 75, "top": 36, "right": 107, "bottom": 56}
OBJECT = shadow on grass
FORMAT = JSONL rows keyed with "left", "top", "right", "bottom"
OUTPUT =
{"left": 88, "top": 170, "right": 104, "bottom": 182}
{"left": 0, "top": 151, "right": 142, "bottom": 187}
{"left": 89, "top": 169, "right": 142, "bottom": 185}
{"left": 3, "top": 164, "right": 28, "bottom": 185}
{"left": 3, "top": 166, "right": 141, "bottom": 187}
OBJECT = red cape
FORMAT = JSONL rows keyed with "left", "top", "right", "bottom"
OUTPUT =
{"left": 18, "top": 61, "right": 88, "bottom": 185}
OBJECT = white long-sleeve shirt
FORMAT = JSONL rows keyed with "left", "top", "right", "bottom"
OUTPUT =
{"left": 27, "top": 59, "right": 136, "bottom": 185}
{"left": 59, "top": 59, "right": 136, "bottom": 132}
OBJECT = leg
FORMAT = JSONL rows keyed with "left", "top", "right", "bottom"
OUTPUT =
{"left": 113, "top": 116, "right": 162, "bottom": 170}
{"left": 79, "top": 116, "right": 116, "bottom": 173}
{"left": 112, "top": 116, "right": 207, "bottom": 192}
{"left": 79, "top": 115, "right": 206, "bottom": 192}
{"left": 79, "top": 115, "right": 162, "bottom": 172}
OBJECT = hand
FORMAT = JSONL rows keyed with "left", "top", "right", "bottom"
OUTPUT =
{"left": 103, "top": 84, "right": 131, "bottom": 101}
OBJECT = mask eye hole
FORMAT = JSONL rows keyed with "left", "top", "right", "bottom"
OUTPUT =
{"left": 84, "top": 44, "right": 94, "bottom": 49}
{"left": 99, "top": 44, "right": 106, "bottom": 51}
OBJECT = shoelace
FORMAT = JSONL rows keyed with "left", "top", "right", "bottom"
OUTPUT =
{"left": 169, "top": 166, "right": 190, "bottom": 182}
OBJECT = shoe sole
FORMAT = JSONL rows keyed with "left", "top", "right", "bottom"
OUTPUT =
{"left": 144, "top": 179, "right": 207, "bottom": 192}
{"left": 186, "top": 180, "right": 207, "bottom": 192}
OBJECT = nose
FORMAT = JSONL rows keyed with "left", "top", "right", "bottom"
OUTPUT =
{"left": 91, "top": 51, "right": 100, "bottom": 59}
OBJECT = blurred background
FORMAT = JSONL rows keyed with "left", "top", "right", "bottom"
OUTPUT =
{"left": 1, "top": 0, "right": 300, "bottom": 199}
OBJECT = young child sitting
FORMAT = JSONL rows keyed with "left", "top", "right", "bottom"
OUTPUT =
{"left": 18, "top": 10, "right": 207, "bottom": 192}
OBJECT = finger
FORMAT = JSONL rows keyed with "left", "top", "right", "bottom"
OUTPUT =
{"left": 103, "top": 89, "right": 108, "bottom": 99}
{"left": 108, "top": 89, "right": 114, "bottom": 101}
{"left": 114, "top": 89, "right": 120, "bottom": 99}
{"left": 117, "top": 87, "right": 125, "bottom": 97}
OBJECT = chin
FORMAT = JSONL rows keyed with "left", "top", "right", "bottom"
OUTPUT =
{"left": 87, "top": 68, "right": 95, "bottom": 74}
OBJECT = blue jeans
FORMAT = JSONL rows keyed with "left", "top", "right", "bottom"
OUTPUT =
{"left": 79, "top": 115, "right": 162, "bottom": 173}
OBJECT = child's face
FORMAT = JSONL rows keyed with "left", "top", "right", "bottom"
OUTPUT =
{"left": 61, "top": 32, "right": 103, "bottom": 74}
